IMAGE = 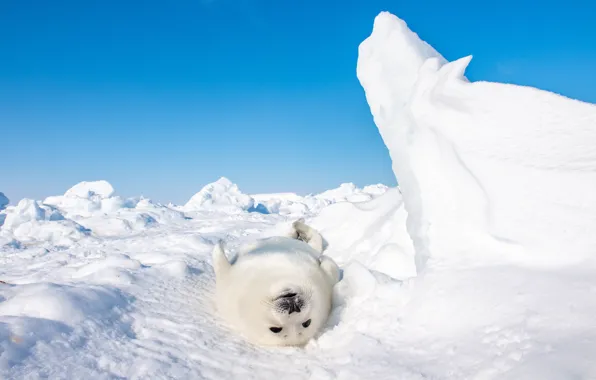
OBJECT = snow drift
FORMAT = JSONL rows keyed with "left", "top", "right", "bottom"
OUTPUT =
{"left": 0, "top": 181, "right": 189, "bottom": 245}
{"left": 44, "top": 180, "right": 125, "bottom": 218}
{"left": 252, "top": 182, "right": 389, "bottom": 216}
{"left": 311, "top": 188, "right": 416, "bottom": 280}
{"left": 0, "top": 198, "right": 89, "bottom": 246}
{"left": 184, "top": 177, "right": 255, "bottom": 213}
{"left": 357, "top": 12, "right": 596, "bottom": 269}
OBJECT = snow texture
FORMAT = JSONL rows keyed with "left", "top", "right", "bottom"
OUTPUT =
{"left": 1, "top": 11, "right": 596, "bottom": 380}
{"left": 252, "top": 182, "right": 389, "bottom": 216}
{"left": 184, "top": 177, "right": 255, "bottom": 213}
{"left": 357, "top": 12, "right": 596, "bottom": 270}
{"left": 64, "top": 180, "right": 116, "bottom": 199}
{"left": 0, "top": 180, "right": 406, "bottom": 379}
{"left": 355, "top": 10, "right": 596, "bottom": 378}
{"left": 0, "top": 199, "right": 89, "bottom": 246}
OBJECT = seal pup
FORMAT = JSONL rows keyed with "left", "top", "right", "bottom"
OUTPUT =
{"left": 212, "top": 219, "right": 340, "bottom": 346}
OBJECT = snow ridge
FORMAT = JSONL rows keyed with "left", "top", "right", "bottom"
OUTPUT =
{"left": 184, "top": 177, "right": 255, "bottom": 213}
{"left": 357, "top": 11, "right": 596, "bottom": 268}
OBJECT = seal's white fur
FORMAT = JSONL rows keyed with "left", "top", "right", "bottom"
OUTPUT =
{"left": 213, "top": 219, "right": 340, "bottom": 346}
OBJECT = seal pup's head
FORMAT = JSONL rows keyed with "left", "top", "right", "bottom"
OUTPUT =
{"left": 243, "top": 279, "right": 332, "bottom": 346}
{"left": 212, "top": 221, "right": 340, "bottom": 347}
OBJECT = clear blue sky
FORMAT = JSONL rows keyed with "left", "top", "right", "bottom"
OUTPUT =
{"left": 1, "top": 0, "right": 594, "bottom": 204}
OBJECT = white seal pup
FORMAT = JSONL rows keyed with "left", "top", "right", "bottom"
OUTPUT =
{"left": 212, "top": 219, "right": 340, "bottom": 346}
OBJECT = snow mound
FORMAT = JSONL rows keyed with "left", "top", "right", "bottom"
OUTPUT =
{"left": 0, "top": 283, "right": 127, "bottom": 326}
{"left": 0, "top": 192, "right": 8, "bottom": 210}
{"left": 316, "top": 182, "right": 389, "bottom": 203}
{"left": 44, "top": 180, "right": 124, "bottom": 218}
{"left": 252, "top": 194, "right": 327, "bottom": 216}
{"left": 0, "top": 199, "right": 89, "bottom": 246}
{"left": 184, "top": 177, "right": 255, "bottom": 213}
{"left": 43, "top": 181, "right": 184, "bottom": 237}
{"left": 252, "top": 183, "right": 390, "bottom": 216}
{"left": 64, "top": 180, "right": 115, "bottom": 199}
{"left": 362, "top": 184, "right": 389, "bottom": 196}
{"left": 357, "top": 11, "right": 596, "bottom": 269}
{"left": 311, "top": 188, "right": 415, "bottom": 280}
{"left": 134, "top": 198, "right": 186, "bottom": 223}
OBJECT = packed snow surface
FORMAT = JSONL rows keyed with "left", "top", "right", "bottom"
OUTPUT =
{"left": 2, "top": 11, "right": 596, "bottom": 380}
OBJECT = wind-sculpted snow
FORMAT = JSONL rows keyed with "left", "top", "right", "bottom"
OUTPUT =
{"left": 0, "top": 198, "right": 89, "bottom": 246}
{"left": 357, "top": 11, "right": 596, "bottom": 269}
{"left": 252, "top": 182, "right": 389, "bottom": 216}
{"left": 354, "top": 11, "right": 596, "bottom": 378}
{"left": 184, "top": 177, "right": 255, "bottom": 213}
{"left": 311, "top": 188, "right": 416, "bottom": 281}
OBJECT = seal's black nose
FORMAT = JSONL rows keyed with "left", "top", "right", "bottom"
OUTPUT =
{"left": 288, "top": 301, "right": 301, "bottom": 314}
{"left": 277, "top": 294, "right": 304, "bottom": 314}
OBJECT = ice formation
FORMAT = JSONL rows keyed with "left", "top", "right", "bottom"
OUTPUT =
{"left": 0, "top": 198, "right": 89, "bottom": 246}
{"left": 252, "top": 182, "right": 389, "bottom": 216}
{"left": 357, "top": 12, "right": 596, "bottom": 269}
{"left": 184, "top": 177, "right": 255, "bottom": 213}
{"left": 311, "top": 188, "right": 415, "bottom": 280}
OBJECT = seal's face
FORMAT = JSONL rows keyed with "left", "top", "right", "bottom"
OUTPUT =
{"left": 264, "top": 286, "right": 324, "bottom": 346}
{"left": 213, "top": 232, "right": 340, "bottom": 347}
{"left": 238, "top": 282, "right": 331, "bottom": 346}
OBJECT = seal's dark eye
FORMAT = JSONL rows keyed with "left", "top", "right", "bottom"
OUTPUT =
{"left": 269, "top": 327, "right": 282, "bottom": 333}
{"left": 302, "top": 319, "right": 311, "bottom": 328}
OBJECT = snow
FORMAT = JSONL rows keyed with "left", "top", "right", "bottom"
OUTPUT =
{"left": 310, "top": 188, "right": 416, "bottom": 281}
{"left": 355, "top": 10, "right": 596, "bottom": 378}
{"left": 315, "top": 182, "right": 388, "bottom": 203}
{"left": 252, "top": 183, "right": 389, "bottom": 216}
{"left": 184, "top": 177, "right": 255, "bottom": 213}
{"left": 64, "top": 180, "right": 116, "bottom": 199}
{"left": 0, "top": 199, "right": 89, "bottom": 246}
{"left": 1, "top": 10, "right": 596, "bottom": 380}
{"left": 357, "top": 12, "right": 596, "bottom": 269}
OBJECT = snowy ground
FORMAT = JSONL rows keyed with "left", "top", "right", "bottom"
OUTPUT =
{"left": 2, "top": 10, "right": 596, "bottom": 380}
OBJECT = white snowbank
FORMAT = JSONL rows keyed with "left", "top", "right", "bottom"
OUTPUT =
{"left": 44, "top": 180, "right": 124, "bottom": 218}
{"left": 0, "top": 283, "right": 126, "bottom": 326}
{"left": 0, "top": 181, "right": 190, "bottom": 245}
{"left": 253, "top": 183, "right": 389, "bottom": 216}
{"left": 0, "top": 192, "right": 8, "bottom": 210}
{"left": 311, "top": 188, "right": 415, "bottom": 280}
{"left": 357, "top": 11, "right": 596, "bottom": 268}
{"left": 0, "top": 199, "right": 89, "bottom": 246}
{"left": 64, "top": 180, "right": 115, "bottom": 199}
{"left": 184, "top": 177, "right": 255, "bottom": 213}
{"left": 42, "top": 181, "right": 185, "bottom": 237}
{"left": 316, "top": 182, "right": 388, "bottom": 203}
{"left": 342, "top": 11, "right": 596, "bottom": 378}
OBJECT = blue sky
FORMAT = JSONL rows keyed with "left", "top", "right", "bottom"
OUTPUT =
{"left": 1, "top": 0, "right": 594, "bottom": 204}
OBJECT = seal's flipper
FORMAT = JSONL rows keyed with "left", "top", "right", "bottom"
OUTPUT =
{"left": 319, "top": 255, "right": 340, "bottom": 285}
{"left": 212, "top": 241, "right": 231, "bottom": 278}
{"left": 291, "top": 219, "right": 324, "bottom": 254}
